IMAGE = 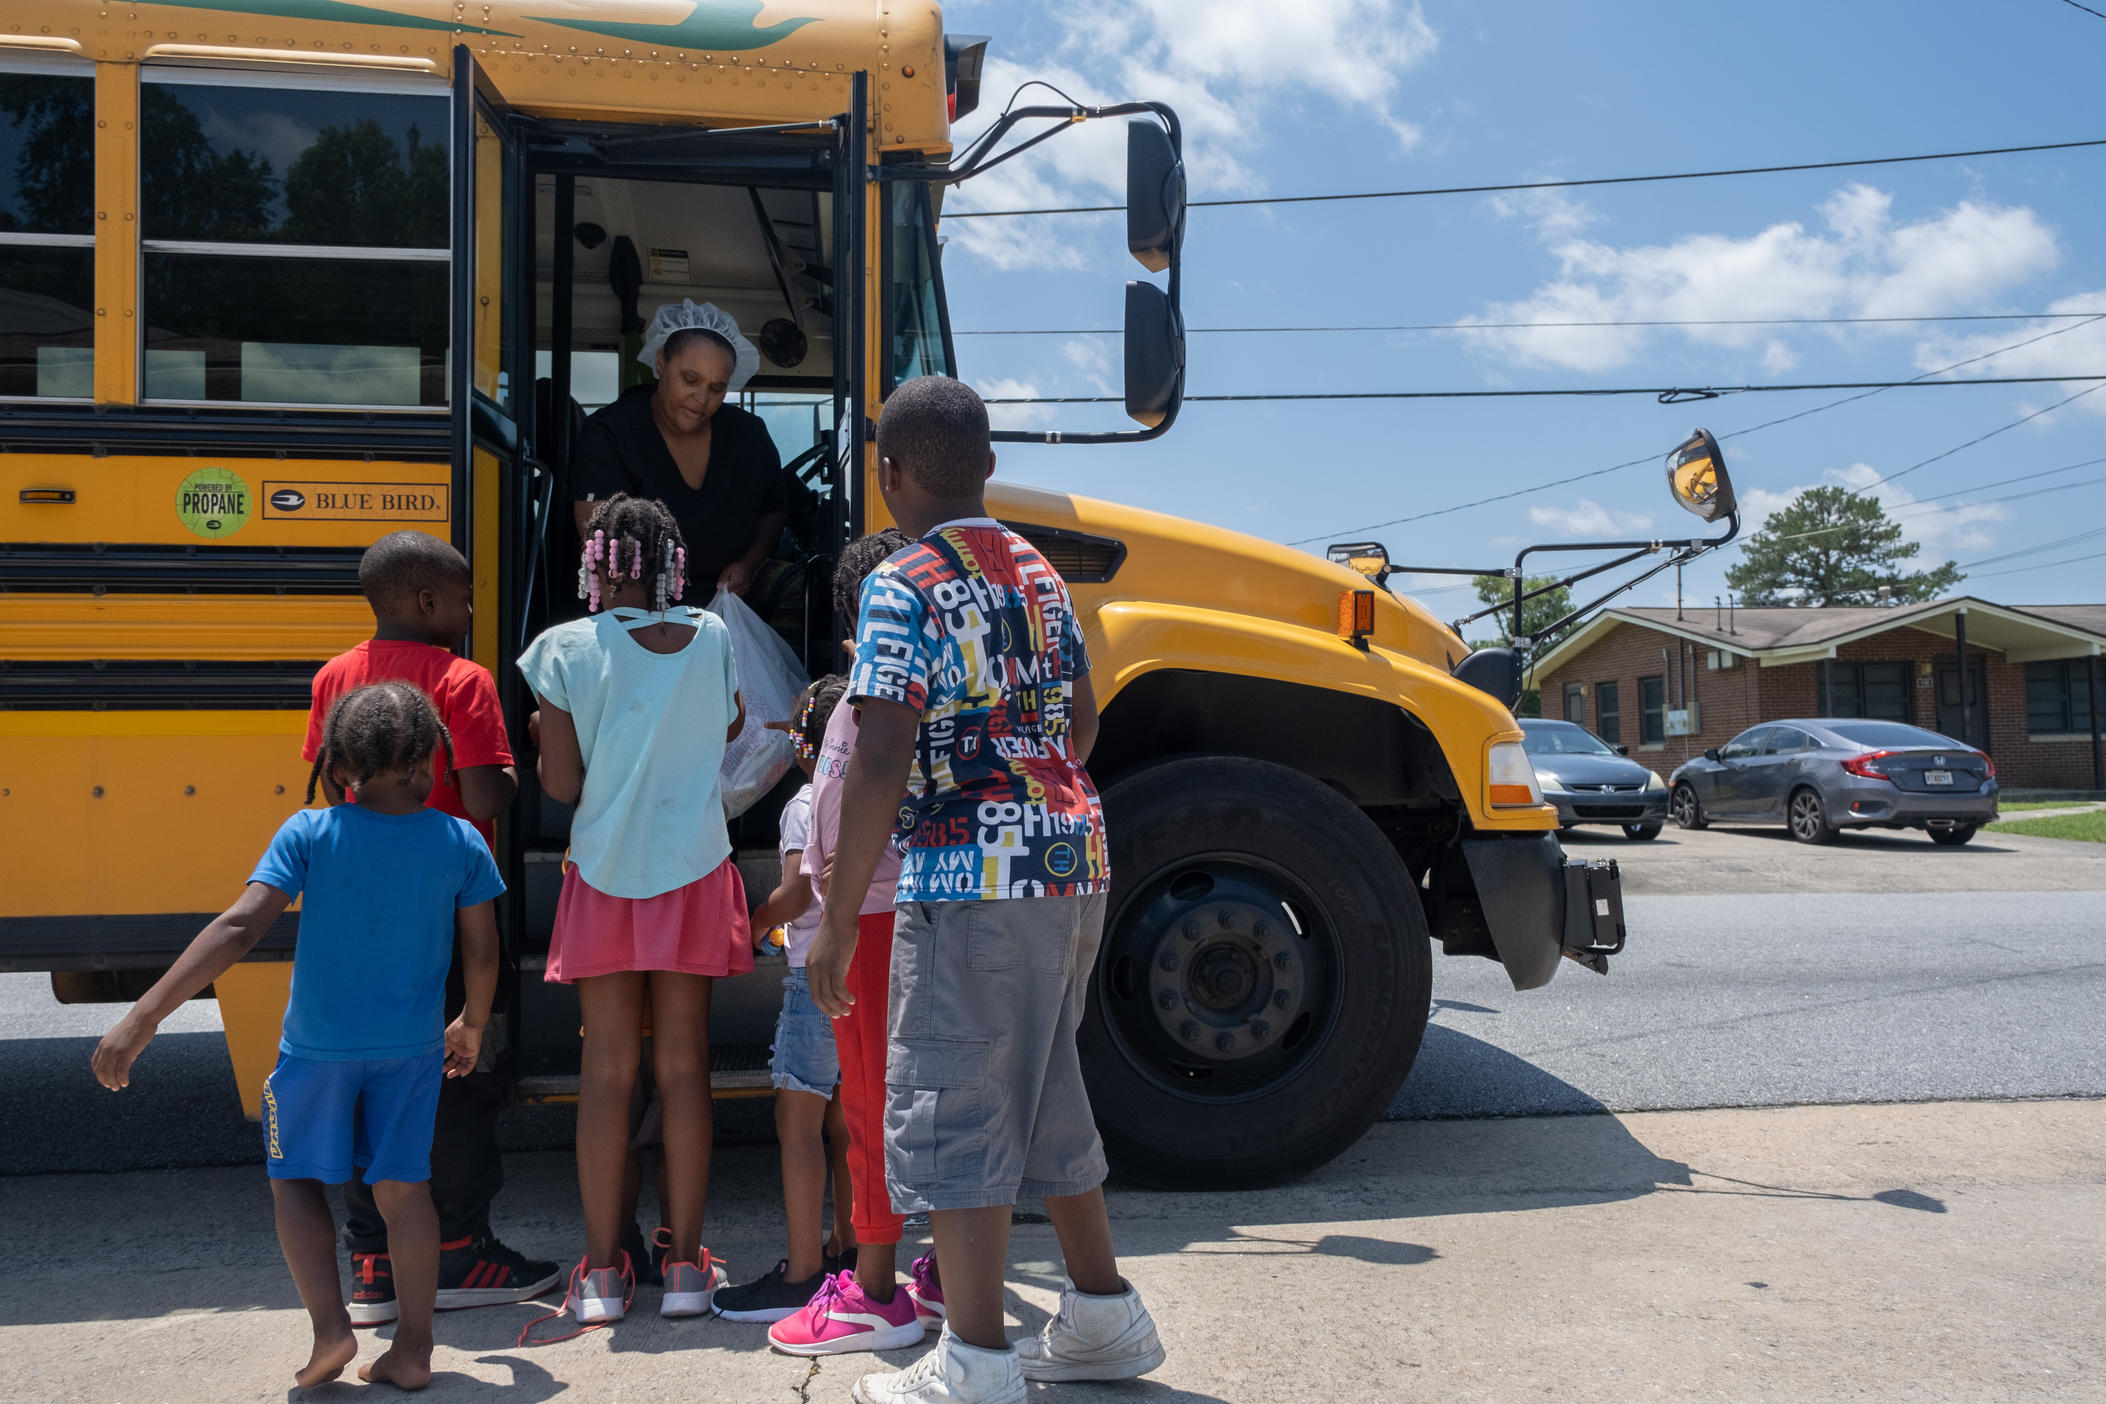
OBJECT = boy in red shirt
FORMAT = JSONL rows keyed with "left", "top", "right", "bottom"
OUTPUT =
{"left": 303, "top": 529, "right": 559, "bottom": 1322}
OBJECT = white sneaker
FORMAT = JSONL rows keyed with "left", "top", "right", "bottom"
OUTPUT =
{"left": 659, "top": 1250, "right": 728, "bottom": 1318}
{"left": 852, "top": 1325, "right": 1026, "bottom": 1404}
{"left": 1015, "top": 1278, "right": 1166, "bottom": 1383}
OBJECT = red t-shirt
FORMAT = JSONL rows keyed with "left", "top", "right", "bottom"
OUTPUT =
{"left": 303, "top": 640, "right": 514, "bottom": 846}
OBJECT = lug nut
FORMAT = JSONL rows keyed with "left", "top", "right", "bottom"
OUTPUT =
{"left": 1182, "top": 920, "right": 1201, "bottom": 941}
{"left": 1214, "top": 1032, "right": 1236, "bottom": 1052}
{"left": 1250, "top": 1019, "right": 1271, "bottom": 1039}
{"left": 1180, "top": 1020, "right": 1199, "bottom": 1042}
{"left": 1157, "top": 990, "right": 1179, "bottom": 1010}
{"left": 1272, "top": 952, "right": 1292, "bottom": 970}
{"left": 1218, "top": 909, "right": 1237, "bottom": 929}
{"left": 1158, "top": 950, "right": 1180, "bottom": 972}
{"left": 1273, "top": 989, "right": 1292, "bottom": 1008}
{"left": 1254, "top": 921, "right": 1270, "bottom": 939}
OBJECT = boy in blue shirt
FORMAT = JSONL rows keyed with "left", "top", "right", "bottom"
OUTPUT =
{"left": 94, "top": 681, "right": 503, "bottom": 1391}
{"left": 807, "top": 376, "right": 1163, "bottom": 1404}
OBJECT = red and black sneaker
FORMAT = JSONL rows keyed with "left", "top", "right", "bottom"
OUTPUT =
{"left": 349, "top": 1251, "right": 397, "bottom": 1326}
{"left": 435, "top": 1234, "right": 563, "bottom": 1312}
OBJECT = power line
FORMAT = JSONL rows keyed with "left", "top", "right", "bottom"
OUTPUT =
{"left": 1281, "top": 316, "right": 2106, "bottom": 546}
{"left": 2055, "top": 0, "right": 2106, "bottom": 20}
{"left": 985, "top": 373, "right": 2106, "bottom": 407}
{"left": 954, "top": 311, "right": 2102, "bottom": 337}
{"left": 946, "top": 136, "right": 2106, "bottom": 219}
{"left": 1962, "top": 543, "right": 2106, "bottom": 576}
{"left": 1960, "top": 525, "right": 2106, "bottom": 571}
{"left": 1769, "top": 472, "right": 2106, "bottom": 544}
{"left": 1849, "top": 382, "right": 2106, "bottom": 495}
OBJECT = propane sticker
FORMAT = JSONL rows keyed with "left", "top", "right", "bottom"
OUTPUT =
{"left": 174, "top": 466, "right": 252, "bottom": 540}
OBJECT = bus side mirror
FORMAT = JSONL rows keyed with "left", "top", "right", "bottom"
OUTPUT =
{"left": 1453, "top": 647, "right": 1523, "bottom": 710}
{"left": 1126, "top": 120, "right": 1184, "bottom": 273}
{"left": 1124, "top": 282, "right": 1184, "bottom": 429}
{"left": 1667, "top": 428, "right": 1736, "bottom": 523}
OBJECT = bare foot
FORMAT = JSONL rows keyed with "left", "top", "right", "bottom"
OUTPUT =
{"left": 294, "top": 1325, "right": 358, "bottom": 1388}
{"left": 358, "top": 1345, "right": 433, "bottom": 1391}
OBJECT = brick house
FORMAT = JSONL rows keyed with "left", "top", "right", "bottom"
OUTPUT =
{"left": 1529, "top": 597, "right": 2106, "bottom": 791}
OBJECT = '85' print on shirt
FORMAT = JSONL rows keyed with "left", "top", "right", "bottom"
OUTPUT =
{"left": 852, "top": 524, "right": 1108, "bottom": 901}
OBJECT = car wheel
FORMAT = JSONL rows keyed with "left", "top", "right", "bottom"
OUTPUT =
{"left": 1788, "top": 787, "right": 1837, "bottom": 845}
{"left": 1929, "top": 823, "right": 1978, "bottom": 847}
{"left": 1623, "top": 822, "right": 1663, "bottom": 841}
{"left": 1670, "top": 783, "right": 1707, "bottom": 830}
{"left": 1085, "top": 755, "right": 1432, "bottom": 1189}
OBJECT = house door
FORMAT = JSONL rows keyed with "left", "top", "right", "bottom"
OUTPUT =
{"left": 1934, "top": 656, "right": 1989, "bottom": 749}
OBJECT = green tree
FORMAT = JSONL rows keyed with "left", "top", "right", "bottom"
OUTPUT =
{"left": 1725, "top": 485, "right": 1963, "bottom": 606}
{"left": 139, "top": 88, "right": 276, "bottom": 240}
{"left": 282, "top": 119, "right": 447, "bottom": 247}
{"left": 0, "top": 74, "right": 95, "bottom": 233}
{"left": 1469, "top": 573, "right": 1577, "bottom": 717}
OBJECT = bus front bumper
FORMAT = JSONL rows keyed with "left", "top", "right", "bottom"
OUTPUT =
{"left": 1456, "top": 832, "right": 1628, "bottom": 989}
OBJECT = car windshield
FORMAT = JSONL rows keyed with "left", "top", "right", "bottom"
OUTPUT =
{"left": 1520, "top": 722, "right": 1616, "bottom": 756}
{"left": 1824, "top": 721, "right": 1959, "bottom": 749}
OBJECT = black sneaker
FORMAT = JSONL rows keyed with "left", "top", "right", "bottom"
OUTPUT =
{"left": 622, "top": 1221, "right": 660, "bottom": 1286}
{"left": 349, "top": 1250, "right": 397, "bottom": 1326}
{"left": 434, "top": 1234, "right": 563, "bottom": 1311}
{"left": 712, "top": 1259, "right": 829, "bottom": 1323}
{"left": 825, "top": 1244, "right": 859, "bottom": 1276}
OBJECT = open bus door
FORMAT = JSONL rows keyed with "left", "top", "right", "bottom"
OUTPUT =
{"left": 500, "top": 74, "right": 873, "bottom": 1100}
{"left": 448, "top": 47, "right": 539, "bottom": 1076}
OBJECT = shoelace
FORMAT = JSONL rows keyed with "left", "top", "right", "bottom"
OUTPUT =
{"left": 516, "top": 1252, "right": 636, "bottom": 1347}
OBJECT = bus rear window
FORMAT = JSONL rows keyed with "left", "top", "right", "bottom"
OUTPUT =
{"left": 138, "top": 71, "right": 448, "bottom": 407}
{"left": 0, "top": 66, "right": 95, "bottom": 400}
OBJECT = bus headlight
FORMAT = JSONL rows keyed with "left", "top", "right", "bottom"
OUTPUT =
{"left": 1487, "top": 742, "right": 1544, "bottom": 808}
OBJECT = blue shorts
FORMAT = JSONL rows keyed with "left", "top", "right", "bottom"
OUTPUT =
{"left": 261, "top": 1051, "right": 443, "bottom": 1185}
{"left": 770, "top": 967, "right": 840, "bottom": 1099}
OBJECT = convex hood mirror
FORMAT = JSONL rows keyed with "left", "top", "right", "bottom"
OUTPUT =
{"left": 1667, "top": 428, "right": 1735, "bottom": 523}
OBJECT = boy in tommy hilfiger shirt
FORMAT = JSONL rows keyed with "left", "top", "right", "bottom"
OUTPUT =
{"left": 804, "top": 375, "right": 1163, "bottom": 1404}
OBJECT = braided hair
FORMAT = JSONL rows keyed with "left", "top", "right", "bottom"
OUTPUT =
{"left": 306, "top": 681, "right": 456, "bottom": 804}
{"left": 792, "top": 674, "right": 851, "bottom": 763}
{"left": 579, "top": 492, "right": 689, "bottom": 613}
{"left": 832, "top": 527, "right": 911, "bottom": 622}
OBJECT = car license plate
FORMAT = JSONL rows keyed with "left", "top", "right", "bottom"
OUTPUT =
{"left": 1926, "top": 769, "right": 1954, "bottom": 786}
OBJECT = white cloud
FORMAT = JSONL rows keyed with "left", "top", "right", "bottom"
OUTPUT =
{"left": 1059, "top": 336, "right": 1119, "bottom": 394}
{"left": 1459, "top": 183, "right": 2061, "bottom": 374}
{"left": 1526, "top": 498, "right": 1654, "bottom": 537}
{"left": 1909, "top": 289, "right": 2106, "bottom": 416}
{"left": 944, "top": 1, "right": 1439, "bottom": 270}
{"left": 974, "top": 376, "right": 1051, "bottom": 430}
{"left": 1741, "top": 462, "right": 2005, "bottom": 563}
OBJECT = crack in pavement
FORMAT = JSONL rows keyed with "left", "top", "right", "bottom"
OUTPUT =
{"left": 792, "top": 1355, "right": 821, "bottom": 1404}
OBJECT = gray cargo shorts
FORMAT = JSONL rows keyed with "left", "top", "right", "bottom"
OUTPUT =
{"left": 883, "top": 893, "right": 1111, "bottom": 1213}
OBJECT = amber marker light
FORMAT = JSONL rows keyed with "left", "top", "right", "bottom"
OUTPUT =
{"left": 1337, "top": 589, "right": 1376, "bottom": 649}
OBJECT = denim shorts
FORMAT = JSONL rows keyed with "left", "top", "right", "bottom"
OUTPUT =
{"left": 883, "top": 894, "right": 1110, "bottom": 1213}
{"left": 771, "top": 966, "right": 841, "bottom": 1098}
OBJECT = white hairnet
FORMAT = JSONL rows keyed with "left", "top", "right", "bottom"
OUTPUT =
{"left": 637, "top": 299, "right": 760, "bottom": 392}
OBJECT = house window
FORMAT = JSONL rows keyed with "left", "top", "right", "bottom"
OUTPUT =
{"left": 2025, "top": 660, "right": 2096, "bottom": 736}
{"left": 1596, "top": 681, "right": 1621, "bottom": 745}
{"left": 1825, "top": 661, "right": 1911, "bottom": 722}
{"left": 1639, "top": 675, "right": 1665, "bottom": 744}
{"left": 1562, "top": 682, "right": 1585, "bottom": 724}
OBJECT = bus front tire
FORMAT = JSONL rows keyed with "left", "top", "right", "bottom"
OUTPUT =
{"left": 1083, "top": 755, "right": 1432, "bottom": 1190}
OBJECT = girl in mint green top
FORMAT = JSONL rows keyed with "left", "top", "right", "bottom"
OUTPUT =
{"left": 515, "top": 493, "right": 750, "bottom": 1332}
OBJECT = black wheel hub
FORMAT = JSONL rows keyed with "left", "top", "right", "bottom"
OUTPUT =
{"left": 1101, "top": 860, "right": 1339, "bottom": 1097}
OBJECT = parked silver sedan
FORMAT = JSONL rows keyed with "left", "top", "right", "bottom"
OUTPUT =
{"left": 1519, "top": 718, "right": 1670, "bottom": 840}
{"left": 1668, "top": 718, "right": 1999, "bottom": 845}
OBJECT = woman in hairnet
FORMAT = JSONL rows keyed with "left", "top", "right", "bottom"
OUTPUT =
{"left": 572, "top": 300, "right": 787, "bottom": 599}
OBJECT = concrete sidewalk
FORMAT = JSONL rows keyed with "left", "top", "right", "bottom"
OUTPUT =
{"left": 3, "top": 1099, "right": 2099, "bottom": 1402}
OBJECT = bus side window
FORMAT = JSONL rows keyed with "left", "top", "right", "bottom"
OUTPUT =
{"left": 0, "top": 61, "right": 96, "bottom": 402}
{"left": 137, "top": 70, "right": 450, "bottom": 408}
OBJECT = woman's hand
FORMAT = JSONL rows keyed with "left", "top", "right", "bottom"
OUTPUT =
{"left": 718, "top": 559, "right": 754, "bottom": 597}
{"left": 444, "top": 1016, "right": 484, "bottom": 1078}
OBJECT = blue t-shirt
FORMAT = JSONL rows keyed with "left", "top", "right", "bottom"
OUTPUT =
{"left": 849, "top": 519, "right": 1108, "bottom": 901}
{"left": 251, "top": 805, "right": 505, "bottom": 1061}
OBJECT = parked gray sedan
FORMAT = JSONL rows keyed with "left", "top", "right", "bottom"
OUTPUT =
{"left": 1519, "top": 719, "right": 1670, "bottom": 840}
{"left": 1668, "top": 718, "right": 1999, "bottom": 845}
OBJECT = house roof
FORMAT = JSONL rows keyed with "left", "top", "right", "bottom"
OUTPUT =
{"left": 1529, "top": 595, "right": 2106, "bottom": 676}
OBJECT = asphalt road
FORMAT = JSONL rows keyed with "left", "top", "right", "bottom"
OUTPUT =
{"left": 6, "top": 827, "right": 2101, "bottom": 1177}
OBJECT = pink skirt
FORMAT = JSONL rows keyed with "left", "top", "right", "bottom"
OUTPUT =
{"left": 546, "top": 857, "right": 753, "bottom": 984}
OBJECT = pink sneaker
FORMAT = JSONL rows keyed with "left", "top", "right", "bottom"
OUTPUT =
{"left": 767, "top": 1270, "right": 924, "bottom": 1356}
{"left": 906, "top": 1254, "right": 945, "bottom": 1329}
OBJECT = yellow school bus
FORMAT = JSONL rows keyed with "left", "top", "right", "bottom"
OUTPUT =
{"left": 0, "top": 0, "right": 1644, "bottom": 1187}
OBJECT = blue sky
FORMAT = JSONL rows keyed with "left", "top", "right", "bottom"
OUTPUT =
{"left": 932, "top": 0, "right": 2106, "bottom": 615}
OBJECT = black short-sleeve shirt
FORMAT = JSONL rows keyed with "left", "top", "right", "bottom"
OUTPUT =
{"left": 572, "top": 390, "right": 789, "bottom": 591}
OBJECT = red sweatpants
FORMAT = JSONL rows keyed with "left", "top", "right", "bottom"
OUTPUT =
{"left": 832, "top": 910, "right": 903, "bottom": 1246}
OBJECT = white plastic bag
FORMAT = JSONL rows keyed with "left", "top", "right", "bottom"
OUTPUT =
{"left": 707, "top": 586, "right": 807, "bottom": 818}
